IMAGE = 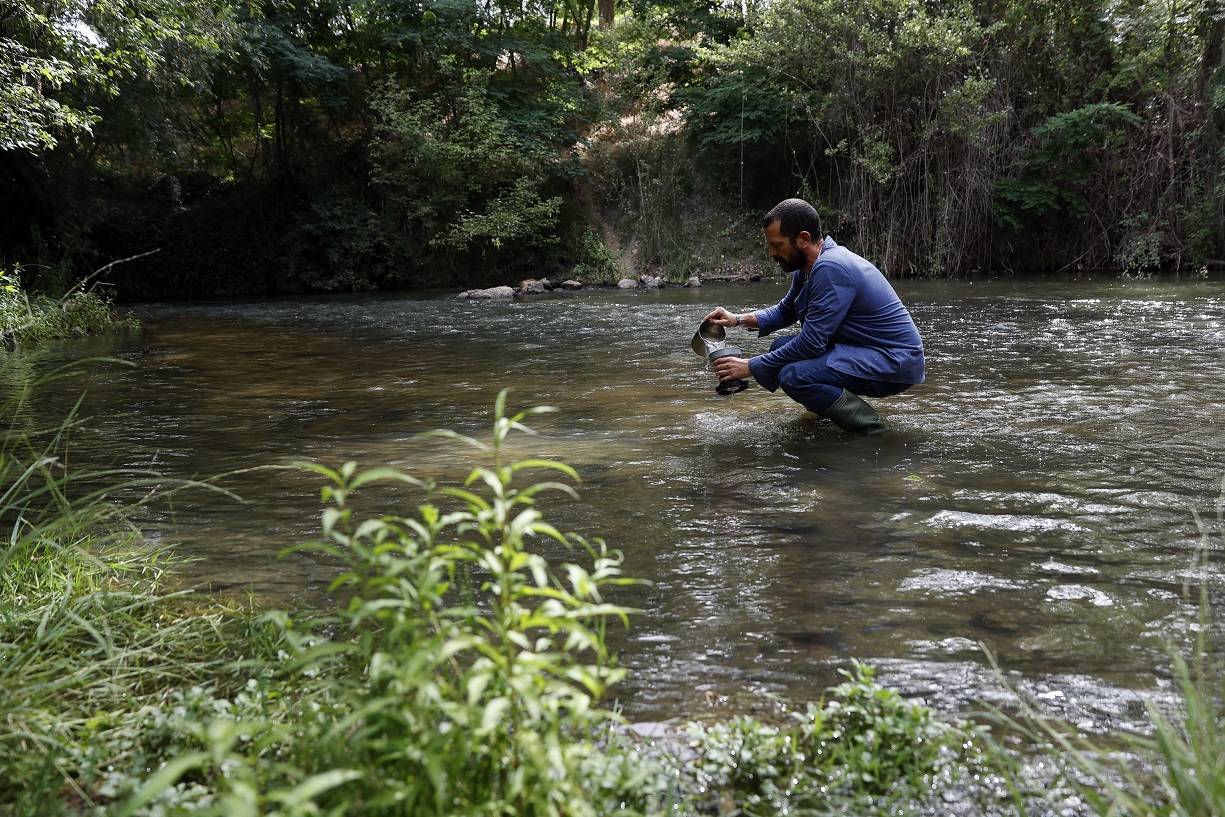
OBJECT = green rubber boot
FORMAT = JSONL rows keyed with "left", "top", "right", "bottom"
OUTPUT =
{"left": 822, "top": 389, "right": 888, "bottom": 435}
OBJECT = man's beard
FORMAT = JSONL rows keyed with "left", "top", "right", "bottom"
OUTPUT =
{"left": 775, "top": 245, "right": 803, "bottom": 272}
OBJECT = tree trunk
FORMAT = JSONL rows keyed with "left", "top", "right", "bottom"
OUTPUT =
{"left": 1196, "top": 15, "right": 1224, "bottom": 106}
{"left": 598, "top": 0, "right": 613, "bottom": 29}
{"left": 579, "top": 0, "right": 594, "bottom": 47}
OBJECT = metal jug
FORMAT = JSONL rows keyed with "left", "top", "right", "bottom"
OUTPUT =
{"left": 691, "top": 319, "right": 749, "bottom": 395}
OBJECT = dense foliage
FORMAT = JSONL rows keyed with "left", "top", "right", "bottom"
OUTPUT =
{"left": 0, "top": 265, "right": 136, "bottom": 345}
{"left": 1, "top": 0, "right": 1222, "bottom": 294}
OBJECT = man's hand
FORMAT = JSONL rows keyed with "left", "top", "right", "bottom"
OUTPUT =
{"left": 713, "top": 356, "right": 751, "bottom": 383}
{"left": 703, "top": 306, "right": 740, "bottom": 327}
{"left": 704, "top": 307, "right": 758, "bottom": 330}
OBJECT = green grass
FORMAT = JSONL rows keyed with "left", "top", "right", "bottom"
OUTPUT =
{"left": 0, "top": 268, "right": 137, "bottom": 346}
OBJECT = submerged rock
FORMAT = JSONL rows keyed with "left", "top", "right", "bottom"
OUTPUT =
{"left": 685, "top": 276, "right": 701, "bottom": 288}
{"left": 617, "top": 278, "right": 637, "bottom": 289}
{"left": 460, "top": 285, "right": 516, "bottom": 300}
{"left": 1046, "top": 584, "right": 1114, "bottom": 607}
{"left": 561, "top": 279, "right": 583, "bottom": 290}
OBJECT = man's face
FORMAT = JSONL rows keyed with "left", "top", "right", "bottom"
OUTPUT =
{"left": 763, "top": 220, "right": 806, "bottom": 273}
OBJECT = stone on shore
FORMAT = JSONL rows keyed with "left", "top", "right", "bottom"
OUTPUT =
{"left": 684, "top": 276, "right": 701, "bottom": 288}
{"left": 459, "top": 285, "right": 516, "bottom": 300}
{"left": 617, "top": 278, "right": 637, "bottom": 289}
{"left": 561, "top": 279, "right": 583, "bottom": 290}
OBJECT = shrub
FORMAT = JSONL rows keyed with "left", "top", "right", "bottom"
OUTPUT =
{"left": 0, "top": 265, "right": 137, "bottom": 346}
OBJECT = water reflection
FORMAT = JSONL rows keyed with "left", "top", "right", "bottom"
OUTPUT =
{"left": 20, "top": 277, "right": 1225, "bottom": 726}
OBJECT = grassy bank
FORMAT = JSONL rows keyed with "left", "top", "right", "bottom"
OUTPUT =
{"left": 2, "top": 385, "right": 1219, "bottom": 816}
{"left": 0, "top": 268, "right": 137, "bottom": 346}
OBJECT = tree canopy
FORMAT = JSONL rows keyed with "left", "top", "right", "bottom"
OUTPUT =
{"left": 2, "top": 0, "right": 1222, "bottom": 294}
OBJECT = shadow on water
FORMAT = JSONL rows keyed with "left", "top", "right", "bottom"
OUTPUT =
{"left": 19, "top": 277, "right": 1225, "bottom": 727}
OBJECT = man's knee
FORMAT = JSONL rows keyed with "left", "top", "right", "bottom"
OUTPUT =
{"left": 778, "top": 363, "right": 803, "bottom": 394}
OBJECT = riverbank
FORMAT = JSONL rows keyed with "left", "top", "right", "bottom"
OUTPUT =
{"left": 0, "top": 387, "right": 988, "bottom": 816}
{"left": 0, "top": 270, "right": 136, "bottom": 346}
{"left": 4, "top": 359, "right": 1222, "bottom": 815}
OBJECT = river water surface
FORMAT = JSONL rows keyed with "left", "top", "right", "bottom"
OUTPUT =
{"left": 21, "top": 277, "right": 1225, "bottom": 728}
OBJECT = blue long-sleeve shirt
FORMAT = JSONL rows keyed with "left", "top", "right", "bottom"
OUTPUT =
{"left": 748, "top": 236, "right": 925, "bottom": 392}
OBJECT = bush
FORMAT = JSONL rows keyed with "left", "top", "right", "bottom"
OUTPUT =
{"left": 684, "top": 662, "right": 974, "bottom": 814}
{"left": 371, "top": 86, "right": 567, "bottom": 281}
{"left": 0, "top": 266, "right": 137, "bottom": 346}
{"left": 571, "top": 227, "right": 623, "bottom": 283}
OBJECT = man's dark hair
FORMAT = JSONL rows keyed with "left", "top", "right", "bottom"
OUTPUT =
{"left": 762, "top": 198, "right": 821, "bottom": 242}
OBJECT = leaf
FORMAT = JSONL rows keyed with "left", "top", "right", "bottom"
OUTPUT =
{"left": 417, "top": 428, "right": 490, "bottom": 451}
{"left": 293, "top": 460, "right": 342, "bottom": 484}
{"left": 271, "top": 769, "right": 363, "bottom": 808}
{"left": 353, "top": 518, "right": 388, "bottom": 542}
{"left": 526, "top": 520, "right": 568, "bottom": 545}
{"left": 508, "top": 459, "right": 580, "bottom": 481}
{"left": 113, "top": 752, "right": 210, "bottom": 817}
{"left": 435, "top": 486, "right": 492, "bottom": 511}
{"left": 464, "top": 467, "right": 505, "bottom": 496}
{"left": 322, "top": 507, "right": 343, "bottom": 536}
{"left": 494, "top": 388, "right": 508, "bottom": 422}
{"left": 514, "top": 482, "right": 580, "bottom": 503}
{"left": 350, "top": 467, "right": 426, "bottom": 490}
{"left": 479, "top": 696, "right": 511, "bottom": 734}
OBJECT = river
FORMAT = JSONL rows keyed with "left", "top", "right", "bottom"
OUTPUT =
{"left": 17, "top": 276, "right": 1225, "bottom": 728}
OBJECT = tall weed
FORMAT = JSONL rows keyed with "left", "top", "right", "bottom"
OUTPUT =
{"left": 114, "top": 390, "right": 640, "bottom": 816}
{"left": 0, "top": 266, "right": 137, "bottom": 346}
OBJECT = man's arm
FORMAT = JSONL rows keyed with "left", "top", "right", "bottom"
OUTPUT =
{"left": 703, "top": 307, "right": 760, "bottom": 330}
{"left": 707, "top": 271, "right": 802, "bottom": 333}
{"left": 751, "top": 270, "right": 801, "bottom": 335}
{"left": 747, "top": 263, "right": 857, "bottom": 392}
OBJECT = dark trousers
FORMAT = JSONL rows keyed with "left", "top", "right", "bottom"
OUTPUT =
{"left": 768, "top": 336, "right": 913, "bottom": 413}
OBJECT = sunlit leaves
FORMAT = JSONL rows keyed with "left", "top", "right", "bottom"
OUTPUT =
{"left": 1, "top": 0, "right": 233, "bottom": 152}
{"left": 276, "top": 392, "right": 640, "bottom": 815}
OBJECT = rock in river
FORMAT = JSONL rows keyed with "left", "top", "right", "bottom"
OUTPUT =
{"left": 459, "top": 285, "right": 516, "bottom": 300}
{"left": 561, "top": 279, "right": 583, "bottom": 290}
{"left": 639, "top": 274, "right": 664, "bottom": 288}
{"left": 685, "top": 276, "right": 701, "bottom": 287}
{"left": 517, "top": 279, "right": 547, "bottom": 295}
{"left": 616, "top": 278, "right": 637, "bottom": 289}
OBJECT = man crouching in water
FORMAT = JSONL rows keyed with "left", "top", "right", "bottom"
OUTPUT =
{"left": 706, "top": 198, "right": 925, "bottom": 434}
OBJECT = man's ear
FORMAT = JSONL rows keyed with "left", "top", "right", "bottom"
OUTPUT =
{"left": 795, "top": 230, "right": 812, "bottom": 248}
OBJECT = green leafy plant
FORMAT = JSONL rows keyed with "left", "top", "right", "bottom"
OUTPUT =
{"left": 684, "top": 662, "right": 974, "bottom": 815}
{"left": 571, "top": 227, "right": 622, "bottom": 282}
{"left": 115, "top": 390, "right": 641, "bottom": 816}
{"left": 0, "top": 265, "right": 138, "bottom": 346}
